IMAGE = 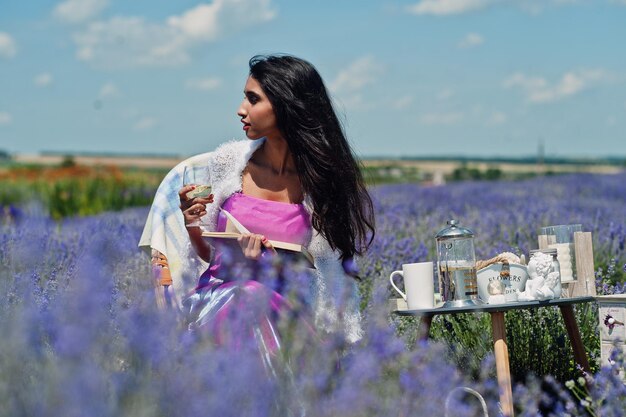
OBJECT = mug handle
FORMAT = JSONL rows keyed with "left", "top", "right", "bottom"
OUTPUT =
{"left": 389, "top": 270, "right": 407, "bottom": 300}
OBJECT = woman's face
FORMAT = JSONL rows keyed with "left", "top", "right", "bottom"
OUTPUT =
{"left": 237, "top": 76, "right": 281, "bottom": 141}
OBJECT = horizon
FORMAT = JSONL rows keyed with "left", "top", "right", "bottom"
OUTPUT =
{"left": 7, "top": 148, "right": 626, "bottom": 165}
{"left": 1, "top": 1, "right": 626, "bottom": 158}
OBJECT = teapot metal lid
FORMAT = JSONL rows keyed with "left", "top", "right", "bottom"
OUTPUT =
{"left": 435, "top": 219, "right": 474, "bottom": 240}
{"left": 530, "top": 248, "right": 557, "bottom": 256}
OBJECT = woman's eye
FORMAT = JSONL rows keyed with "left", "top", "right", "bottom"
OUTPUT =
{"left": 246, "top": 93, "right": 259, "bottom": 104}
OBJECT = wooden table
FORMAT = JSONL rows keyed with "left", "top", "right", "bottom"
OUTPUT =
{"left": 395, "top": 296, "right": 595, "bottom": 417}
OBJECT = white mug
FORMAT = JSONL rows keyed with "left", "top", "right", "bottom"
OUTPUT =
{"left": 389, "top": 261, "right": 435, "bottom": 310}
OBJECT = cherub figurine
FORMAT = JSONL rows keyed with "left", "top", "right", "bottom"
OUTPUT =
{"left": 518, "top": 251, "right": 561, "bottom": 301}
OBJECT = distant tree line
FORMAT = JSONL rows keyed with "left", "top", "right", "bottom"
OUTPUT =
{"left": 398, "top": 155, "right": 626, "bottom": 167}
{"left": 450, "top": 164, "right": 503, "bottom": 181}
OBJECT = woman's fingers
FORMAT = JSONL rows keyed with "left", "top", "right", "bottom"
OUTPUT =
{"left": 179, "top": 185, "right": 213, "bottom": 226}
{"left": 181, "top": 202, "right": 207, "bottom": 225}
{"left": 237, "top": 234, "right": 265, "bottom": 260}
{"left": 247, "top": 234, "right": 262, "bottom": 258}
{"left": 187, "top": 203, "right": 207, "bottom": 216}
{"left": 261, "top": 235, "right": 277, "bottom": 254}
{"left": 236, "top": 234, "right": 277, "bottom": 260}
{"left": 178, "top": 185, "right": 196, "bottom": 203}
{"left": 179, "top": 185, "right": 213, "bottom": 207}
{"left": 247, "top": 235, "right": 260, "bottom": 255}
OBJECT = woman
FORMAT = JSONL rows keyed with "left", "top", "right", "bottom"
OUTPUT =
{"left": 140, "top": 54, "right": 375, "bottom": 348}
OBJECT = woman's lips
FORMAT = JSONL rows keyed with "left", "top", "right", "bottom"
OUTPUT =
{"left": 242, "top": 123, "right": 250, "bottom": 131}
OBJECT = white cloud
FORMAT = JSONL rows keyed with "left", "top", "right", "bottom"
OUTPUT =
{"left": 167, "top": 4, "right": 221, "bottom": 41}
{"left": 392, "top": 95, "right": 414, "bottom": 110}
{"left": 185, "top": 77, "right": 222, "bottom": 91}
{"left": 330, "top": 56, "right": 384, "bottom": 94}
{"left": 53, "top": 0, "right": 108, "bottom": 23}
{"left": 74, "top": 17, "right": 189, "bottom": 67}
{"left": 329, "top": 56, "right": 385, "bottom": 111}
{"left": 437, "top": 88, "right": 455, "bottom": 101}
{"left": 72, "top": 0, "right": 276, "bottom": 69}
{"left": 504, "top": 69, "right": 607, "bottom": 103}
{"left": 0, "top": 32, "right": 17, "bottom": 59}
{"left": 99, "top": 82, "right": 120, "bottom": 98}
{"left": 34, "top": 73, "right": 54, "bottom": 87}
{"left": 606, "top": 116, "right": 616, "bottom": 127}
{"left": 407, "top": 0, "right": 585, "bottom": 16}
{"left": 169, "top": 0, "right": 276, "bottom": 40}
{"left": 418, "top": 112, "right": 464, "bottom": 125}
{"left": 503, "top": 73, "right": 546, "bottom": 91}
{"left": 133, "top": 117, "right": 157, "bottom": 131}
{"left": 458, "top": 32, "right": 484, "bottom": 48}
{"left": 335, "top": 94, "right": 369, "bottom": 111}
{"left": 0, "top": 111, "right": 12, "bottom": 126}
{"left": 486, "top": 111, "right": 508, "bottom": 125}
{"left": 407, "top": 0, "right": 497, "bottom": 15}
{"left": 517, "top": 0, "right": 583, "bottom": 14}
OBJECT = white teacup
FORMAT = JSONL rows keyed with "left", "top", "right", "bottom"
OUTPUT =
{"left": 389, "top": 262, "right": 435, "bottom": 310}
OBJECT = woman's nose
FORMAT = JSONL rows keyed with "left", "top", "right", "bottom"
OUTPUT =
{"left": 237, "top": 101, "right": 247, "bottom": 117}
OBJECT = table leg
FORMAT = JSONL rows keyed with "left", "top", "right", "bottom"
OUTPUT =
{"left": 559, "top": 305, "right": 591, "bottom": 373}
{"left": 490, "top": 311, "right": 514, "bottom": 417}
{"left": 419, "top": 315, "right": 433, "bottom": 342}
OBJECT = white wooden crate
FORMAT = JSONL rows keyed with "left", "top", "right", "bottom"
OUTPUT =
{"left": 538, "top": 231, "right": 596, "bottom": 298}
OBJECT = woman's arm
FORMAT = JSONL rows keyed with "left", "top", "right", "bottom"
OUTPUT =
{"left": 186, "top": 225, "right": 212, "bottom": 262}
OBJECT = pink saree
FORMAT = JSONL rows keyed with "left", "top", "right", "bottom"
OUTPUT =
{"left": 182, "top": 192, "right": 314, "bottom": 353}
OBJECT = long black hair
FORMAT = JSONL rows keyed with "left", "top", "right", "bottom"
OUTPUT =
{"left": 248, "top": 54, "right": 375, "bottom": 260}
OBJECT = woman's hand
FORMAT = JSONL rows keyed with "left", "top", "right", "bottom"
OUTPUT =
{"left": 237, "top": 233, "right": 276, "bottom": 260}
{"left": 179, "top": 185, "right": 214, "bottom": 226}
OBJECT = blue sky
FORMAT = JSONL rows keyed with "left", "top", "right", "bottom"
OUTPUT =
{"left": 1, "top": 0, "right": 626, "bottom": 158}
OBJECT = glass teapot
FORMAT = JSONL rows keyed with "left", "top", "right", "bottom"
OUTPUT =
{"left": 435, "top": 219, "right": 482, "bottom": 307}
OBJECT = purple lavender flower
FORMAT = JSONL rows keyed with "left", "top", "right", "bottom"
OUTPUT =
{"left": 2, "top": 173, "right": 626, "bottom": 415}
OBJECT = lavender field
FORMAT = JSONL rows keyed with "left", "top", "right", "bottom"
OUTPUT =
{"left": 1, "top": 173, "right": 625, "bottom": 416}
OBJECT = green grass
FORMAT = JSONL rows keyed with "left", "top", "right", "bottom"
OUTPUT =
{"left": 0, "top": 164, "right": 167, "bottom": 219}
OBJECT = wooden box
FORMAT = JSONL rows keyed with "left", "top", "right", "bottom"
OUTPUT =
{"left": 538, "top": 231, "right": 596, "bottom": 298}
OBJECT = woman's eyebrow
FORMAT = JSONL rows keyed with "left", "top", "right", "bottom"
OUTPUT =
{"left": 244, "top": 90, "right": 261, "bottom": 99}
